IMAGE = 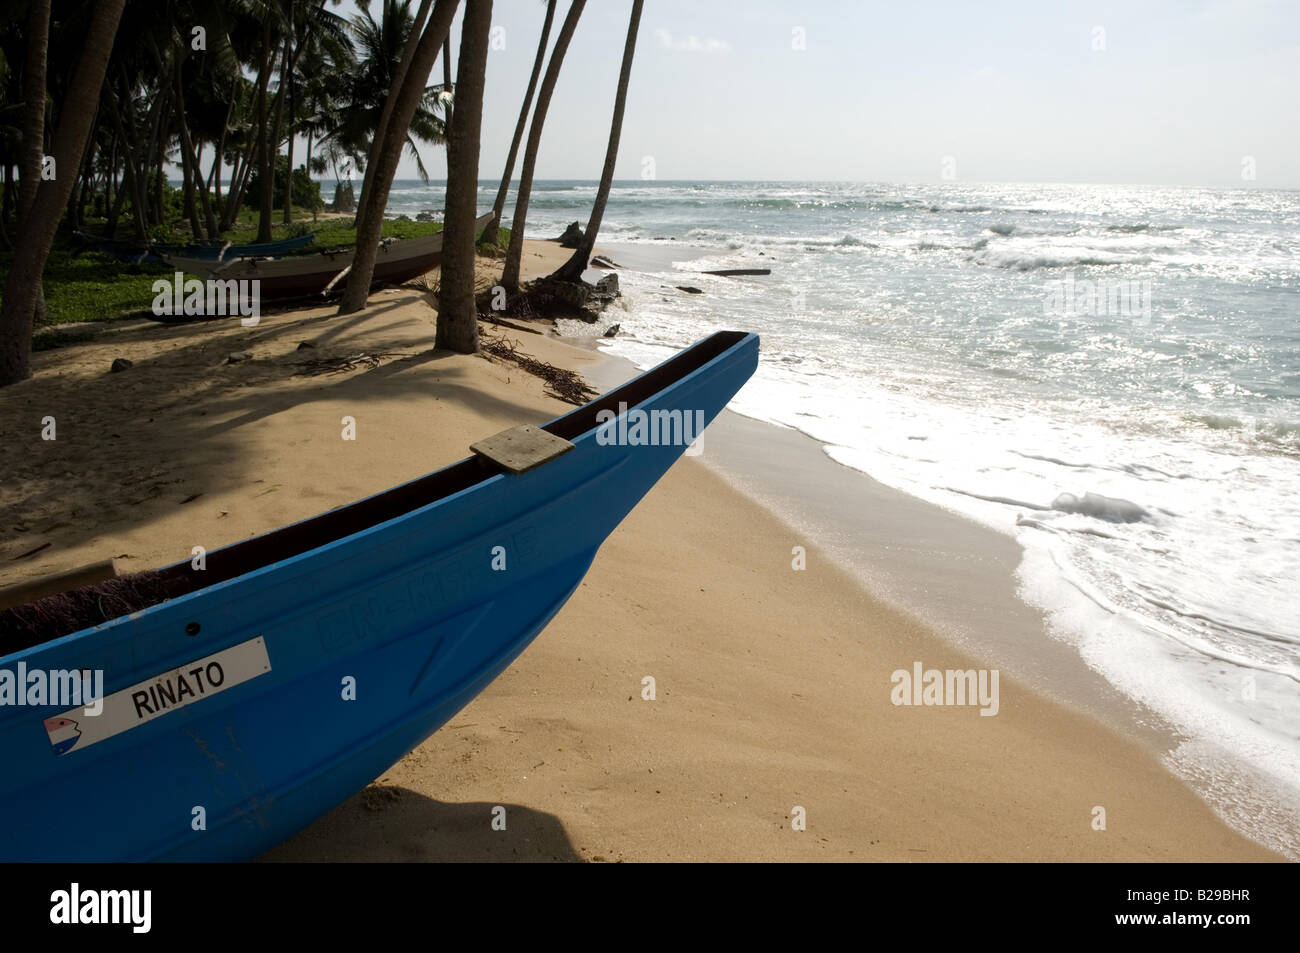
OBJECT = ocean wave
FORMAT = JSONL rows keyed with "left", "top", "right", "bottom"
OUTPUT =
{"left": 1049, "top": 491, "right": 1150, "bottom": 523}
{"left": 972, "top": 246, "right": 1153, "bottom": 270}
{"left": 1103, "top": 223, "right": 1182, "bottom": 233}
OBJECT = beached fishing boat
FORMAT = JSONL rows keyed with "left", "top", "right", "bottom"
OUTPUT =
{"left": 164, "top": 214, "right": 491, "bottom": 299}
{"left": 0, "top": 330, "right": 759, "bottom": 861}
{"left": 163, "top": 232, "right": 318, "bottom": 261}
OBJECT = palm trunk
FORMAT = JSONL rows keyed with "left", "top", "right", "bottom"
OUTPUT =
{"left": 0, "top": 0, "right": 126, "bottom": 387}
{"left": 106, "top": 80, "right": 149, "bottom": 241}
{"left": 550, "top": 0, "right": 642, "bottom": 282}
{"left": 152, "top": 98, "right": 168, "bottom": 226}
{"left": 501, "top": 0, "right": 585, "bottom": 292}
{"left": 19, "top": 0, "right": 50, "bottom": 218}
{"left": 194, "top": 140, "right": 218, "bottom": 237}
{"left": 170, "top": 55, "right": 215, "bottom": 238}
{"left": 0, "top": 164, "right": 11, "bottom": 251}
{"left": 282, "top": 57, "right": 295, "bottom": 225}
{"left": 212, "top": 90, "right": 235, "bottom": 223}
{"left": 436, "top": 0, "right": 492, "bottom": 354}
{"left": 254, "top": 23, "right": 275, "bottom": 242}
{"left": 20, "top": 0, "right": 51, "bottom": 326}
{"left": 338, "top": 0, "right": 461, "bottom": 315}
{"left": 104, "top": 133, "right": 115, "bottom": 221}
{"left": 353, "top": 0, "right": 435, "bottom": 233}
{"left": 441, "top": 34, "right": 453, "bottom": 181}
{"left": 68, "top": 128, "right": 96, "bottom": 231}
{"left": 1, "top": 164, "right": 12, "bottom": 250}
{"left": 480, "top": 0, "right": 555, "bottom": 248}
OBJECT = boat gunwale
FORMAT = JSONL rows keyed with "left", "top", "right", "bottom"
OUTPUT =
{"left": 0, "top": 330, "right": 756, "bottom": 663}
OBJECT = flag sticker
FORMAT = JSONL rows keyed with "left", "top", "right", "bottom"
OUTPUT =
{"left": 44, "top": 636, "right": 271, "bottom": 756}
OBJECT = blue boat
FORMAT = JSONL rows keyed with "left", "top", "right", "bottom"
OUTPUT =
{"left": 0, "top": 331, "right": 758, "bottom": 861}
{"left": 165, "top": 232, "right": 317, "bottom": 261}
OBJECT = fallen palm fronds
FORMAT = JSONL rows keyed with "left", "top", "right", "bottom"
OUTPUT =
{"left": 290, "top": 351, "right": 403, "bottom": 376}
{"left": 480, "top": 333, "right": 597, "bottom": 406}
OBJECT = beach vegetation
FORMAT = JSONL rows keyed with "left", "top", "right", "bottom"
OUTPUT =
{"left": 0, "top": 0, "right": 621, "bottom": 384}
{"left": 500, "top": 0, "right": 586, "bottom": 293}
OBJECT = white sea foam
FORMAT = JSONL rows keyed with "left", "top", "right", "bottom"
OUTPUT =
{"left": 386, "top": 179, "right": 1300, "bottom": 851}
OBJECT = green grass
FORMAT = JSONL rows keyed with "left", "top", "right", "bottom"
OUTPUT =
{"left": 3, "top": 217, "right": 512, "bottom": 327}
{"left": 220, "top": 215, "right": 446, "bottom": 251}
{"left": 21, "top": 246, "right": 172, "bottom": 325}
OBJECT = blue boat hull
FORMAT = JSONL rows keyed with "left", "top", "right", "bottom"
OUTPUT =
{"left": 0, "top": 331, "right": 759, "bottom": 861}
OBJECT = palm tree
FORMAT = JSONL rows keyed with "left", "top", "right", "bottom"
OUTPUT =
{"left": 436, "top": 0, "right": 493, "bottom": 353}
{"left": 296, "top": 28, "right": 357, "bottom": 197}
{"left": 280, "top": 0, "right": 351, "bottom": 224}
{"left": 549, "top": 0, "right": 642, "bottom": 282}
{"left": 479, "top": 0, "right": 555, "bottom": 249}
{"left": 349, "top": 0, "right": 433, "bottom": 222}
{"left": 322, "top": 0, "right": 449, "bottom": 185}
{"left": 19, "top": 0, "right": 51, "bottom": 324}
{"left": 0, "top": 0, "right": 126, "bottom": 387}
{"left": 500, "top": 0, "right": 585, "bottom": 292}
{"left": 337, "top": 0, "right": 461, "bottom": 315}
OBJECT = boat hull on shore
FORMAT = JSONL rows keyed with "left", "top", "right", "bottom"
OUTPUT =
{"left": 0, "top": 330, "right": 759, "bottom": 861}
{"left": 164, "top": 215, "right": 489, "bottom": 299}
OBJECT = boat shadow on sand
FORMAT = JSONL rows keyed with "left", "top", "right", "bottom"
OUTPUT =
{"left": 258, "top": 786, "right": 586, "bottom": 862}
{"left": 0, "top": 291, "right": 558, "bottom": 584}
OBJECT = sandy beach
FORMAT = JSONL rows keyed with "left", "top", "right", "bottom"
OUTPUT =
{"left": 0, "top": 239, "right": 1278, "bottom": 862}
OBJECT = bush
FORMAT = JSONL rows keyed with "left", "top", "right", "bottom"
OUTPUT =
{"left": 246, "top": 156, "right": 324, "bottom": 212}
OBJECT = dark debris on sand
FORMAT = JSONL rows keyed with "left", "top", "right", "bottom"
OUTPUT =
{"left": 479, "top": 334, "right": 597, "bottom": 406}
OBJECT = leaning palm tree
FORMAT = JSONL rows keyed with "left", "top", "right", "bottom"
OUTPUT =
{"left": 322, "top": 0, "right": 450, "bottom": 184}
{"left": 337, "top": 0, "right": 461, "bottom": 315}
{"left": 500, "top": 0, "right": 585, "bottom": 292}
{"left": 0, "top": 0, "right": 126, "bottom": 387}
{"left": 436, "top": 0, "right": 493, "bottom": 354}
{"left": 549, "top": 0, "right": 642, "bottom": 282}
{"left": 479, "top": 0, "right": 555, "bottom": 249}
{"left": 19, "top": 0, "right": 52, "bottom": 324}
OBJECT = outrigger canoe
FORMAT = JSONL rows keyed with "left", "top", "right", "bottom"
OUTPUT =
{"left": 0, "top": 330, "right": 759, "bottom": 861}
{"left": 165, "top": 214, "right": 491, "bottom": 300}
{"left": 169, "top": 232, "right": 317, "bottom": 261}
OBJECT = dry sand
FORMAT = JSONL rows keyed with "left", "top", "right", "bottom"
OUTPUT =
{"left": 0, "top": 240, "right": 1279, "bottom": 861}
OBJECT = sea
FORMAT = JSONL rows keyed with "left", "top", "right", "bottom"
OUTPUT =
{"left": 385, "top": 178, "right": 1300, "bottom": 854}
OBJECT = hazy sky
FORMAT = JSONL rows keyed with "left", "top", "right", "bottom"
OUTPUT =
{"left": 327, "top": 0, "right": 1299, "bottom": 188}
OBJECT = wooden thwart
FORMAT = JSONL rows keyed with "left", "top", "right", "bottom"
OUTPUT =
{"left": 470, "top": 425, "right": 575, "bottom": 474}
{"left": 0, "top": 559, "right": 120, "bottom": 613}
